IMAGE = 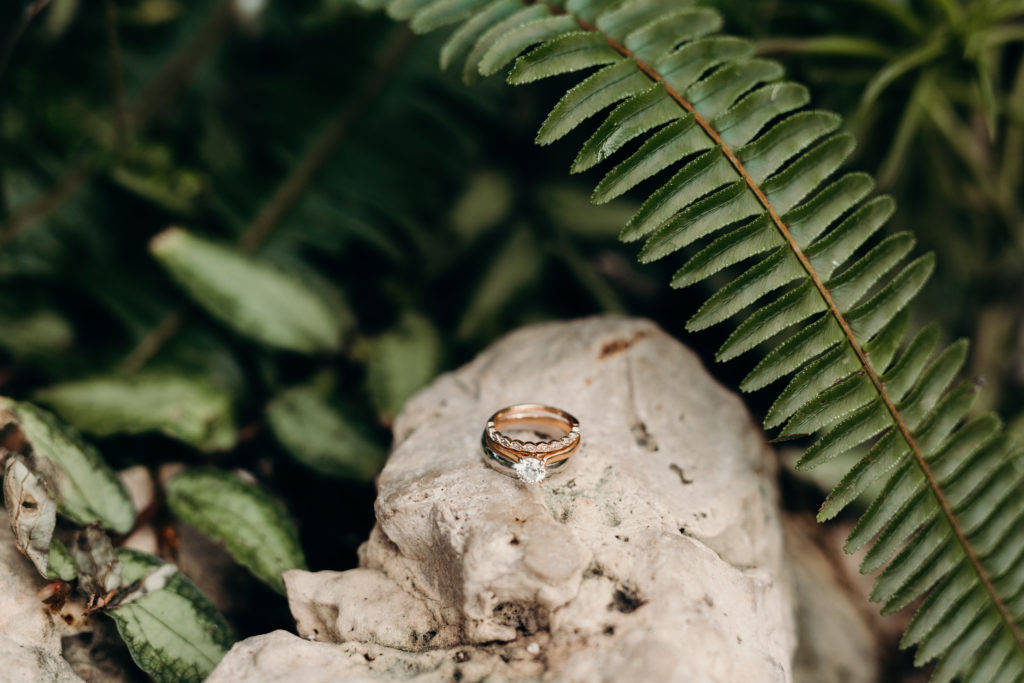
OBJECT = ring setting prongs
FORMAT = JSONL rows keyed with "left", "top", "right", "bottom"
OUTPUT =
{"left": 481, "top": 405, "right": 580, "bottom": 484}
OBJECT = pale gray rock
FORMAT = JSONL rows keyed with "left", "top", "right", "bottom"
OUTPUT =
{"left": 0, "top": 507, "right": 85, "bottom": 682}
{"left": 785, "top": 515, "right": 884, "bottom": 683}
{"left": 0, "top": 636, "right": 83, "bottom": 683}
{"left": 210, "top": 316, "right": 876, "bottom": 682}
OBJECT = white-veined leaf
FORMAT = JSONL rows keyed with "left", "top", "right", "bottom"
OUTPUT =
{"left": 106, "top": 549, "right": 234, "bottom": 683}
{"left": 150, "top": 228, "right": 351, "bottom": 354}
{"left": 35, "top": 373, "right": 236, "bottom": 453}
{"left": 165, "top": 468, "right": 306, "bottom": 594}
{"left": 0, "top": 399, "right": 135, "bottom": 533}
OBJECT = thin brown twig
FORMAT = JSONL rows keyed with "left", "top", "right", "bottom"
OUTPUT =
{"left": 237, "top": 26, "right": 416, "bottom": 254}
{"left": 0, "top": 161, "right": 95, "bottom": 248}
{"left": 119, "top": 311, "right": 185, "bottom": 375}
{"left": 0, "top": 0, "right": 51, "bottom": 84}
{"left": 119, "top": 26, "right": 417, "bottom": 373}
{"left": 0, "top": 0, "right": 234, "bottom": 247}
{"left": 104, "top": 0, "right": 130, "bottom": 156}
{"left": 128, "top": 0, "right": 234, "bottom": 129}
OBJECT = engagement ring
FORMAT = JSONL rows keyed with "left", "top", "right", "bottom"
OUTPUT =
{"left": 481, "top": 404, "right": 580, "bottom": 484}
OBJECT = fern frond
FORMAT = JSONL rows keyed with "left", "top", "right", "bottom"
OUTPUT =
{"left": 376, "top": 0, "right": 1024, "bottom": 677}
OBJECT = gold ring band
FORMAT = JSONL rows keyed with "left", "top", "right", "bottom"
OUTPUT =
{"left": 481, "top": 404, "right": 581, "bottom": 483}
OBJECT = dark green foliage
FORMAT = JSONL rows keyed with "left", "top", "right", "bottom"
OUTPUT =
{"left": 366, "top": 0, "right": 1024, "bottom": 678}
{"left": 165, "top": 469, "right": 307, "bottom": 594}
{"left": 2, "top": 0, "right": 1024, "bottom": 680}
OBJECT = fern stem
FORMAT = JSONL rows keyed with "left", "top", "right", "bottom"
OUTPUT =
{"left": 564, "top": 8, "right": 1024, "bottom": 652}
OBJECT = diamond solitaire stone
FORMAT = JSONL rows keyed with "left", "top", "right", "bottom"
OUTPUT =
{"left": 513, "top": 457, "right": 546, "bottom": 484}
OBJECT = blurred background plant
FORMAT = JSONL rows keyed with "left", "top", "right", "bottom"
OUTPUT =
{"left": 718, "top": 0, "right": 1024, "bottom": 426}
{"left": 0, "top": 0, "right": 1022, "bottom": 679}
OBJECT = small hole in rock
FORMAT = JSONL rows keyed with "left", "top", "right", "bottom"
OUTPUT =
{"left": 492, "top": 601, "right": 548, "bottom": 635}
{"left": 610, "top": 583, "right": 646, "bottom": 614}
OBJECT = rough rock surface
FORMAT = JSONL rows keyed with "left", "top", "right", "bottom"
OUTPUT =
{"left": 0, "top": 508, "right": 84, "bottom": 682}
{"left": 210, "top": 316, "right": 876, "bottom": 682}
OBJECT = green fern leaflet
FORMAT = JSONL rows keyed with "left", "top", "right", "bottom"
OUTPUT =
{"left": 364, "top": 0, "right": 1024, "bottom": 678}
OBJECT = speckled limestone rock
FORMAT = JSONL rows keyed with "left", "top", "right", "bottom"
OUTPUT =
{"left": 210, "top": 316, "right": 876, "bottom": 683}
{"left": 0, "top": 508, "right": 84, "bottom": 682}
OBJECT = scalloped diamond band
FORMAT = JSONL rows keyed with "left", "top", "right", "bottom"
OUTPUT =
{"left": 481, "top": 404, "right": 581, "bottom": 484}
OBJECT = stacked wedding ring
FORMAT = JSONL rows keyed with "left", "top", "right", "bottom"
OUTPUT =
{"left": 481, "top": 404, "right": 581, "bottom": 484}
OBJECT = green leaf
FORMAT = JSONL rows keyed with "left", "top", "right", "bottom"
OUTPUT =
{"left": 784, "top": 372, "right": 876, "bottom": 439}
{"left": 47, "top": 538, "right": 77, "bottom": 581}
{"left": 463, "top": 4, "right": 550, "bottom": 84}
{"left": 686, "top": 59, "right": 784, "bottom": 121}
{"left": 624, "top": 8, "right": 722, "bottom": 63}
{"left": 847, "top": 254, "right": 935, "bottom": 340}
{"left": 741, "top": 315, "right": 842, "bottom": 391}
{"left": 165, "top": 469, "right": 306, "bottom": 594}
{"left": 478, "top": 14, "right": 579, "bottom": 76}
{"left": 805, "top": 196, "right": 896, "bottom": 279}
{"left": 106, "top": 549, "right": 234, "bottom": 683}
{"left": 870, "top": 519, "right": 953, "bottom": 602}
{"left": 658, "top": 36, "right": 755, "bottom": 94}
{"left": 716, "top": 282, "right": 826, "bottom": 361}
{"left": 572, "top": 83, "right": 681, "bottom": 173}
{"left": 881, "top": 323, "right": 941, "bottom": 402}
{"left": 508, "top": 31, "right": 619, "bottom": 85}
{"left": 0, "top": 399, "right": 135, "bottom": 533}
{"left": 387, "top": 0, "right": 433, "bottom": 20}
{"left": 623, "top": 148, "right": 735, "bottom": 243}
{"left": 0, "top": 308, "right": 73, "bottom": 360}
{"left": 825, "top": 232, "right": 915, "bottom": 311}
{"left": 35, "top": 373, "right": 236, "bottom": 453}
{"left": 364, "top": 312, "right": 443, "bottom": 422}
{"left": 537, "top": 184, "right": 638, "bottom": 239}
{"left": 787, "top": 172, "right": 876, "bottom": 249}
{"left": 596, "top": 0, "right": 677, "bottom": 42}
{"left": 712, "top": 82, "right": 810, "bottom": 149}
{"left": 266, "top": 383, "right": 385, "bottom": 481}
{"left": 410, "top": 0, "right": 491, "bottom": 32}
{"left": 593, "top": 116, "right": 711, "bottom": 204}
{"left": 671, "top": 217, "right": 786, "bottom": 291}
{"left": 764, "top": 309, "right": 908, "bottom": 426}
{"left": 440, "top": 0, "right": 521, "bottom": 71}
{"left": 536, "top": 59, "right": 649, "bottom": 146}
{"left": 736, "top": 111, "right": 841, "bottom": 185}
{"left": 150, "top": 227, "right": 350, "bottom": 354}
{"left": 449, "top": 171, "right": 514, "bottom": 240}
{"left": 756, "top": 35, "right": 895, "bottom": 60}
{"left": 640, "top": 181, "right": 763, "bottom": 263}
{"left": 797, "top": 400, "right": 892, "bottom": 468}
{"left": 897, "top": 343, "right": 967, "bottom": 429}
{"left": 765, "top": 345, "right": 858, "bottom": 423}
{"left": 762, "top": 134, "right": 857, "bottom": 214}
{"left": 686, "top": 239, "right": 796, "bottom": 329}
{"left": 857, "top": 34, "right": 946, "bottom": 124}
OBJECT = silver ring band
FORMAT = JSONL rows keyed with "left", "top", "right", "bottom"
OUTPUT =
{"left": 480, "top": 404, "right": 581, "bottom": 484}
